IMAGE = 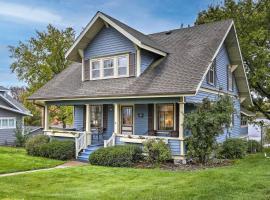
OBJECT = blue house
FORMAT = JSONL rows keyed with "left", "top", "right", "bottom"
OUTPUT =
{"left": 29, "top": 12, "right": 252, "bottom": 161}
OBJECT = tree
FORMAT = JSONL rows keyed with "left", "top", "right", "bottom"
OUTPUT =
{"left": 9, "top": 86, "right": 27, "bottom": 103}
{"left": 184, "top": 96, "right": 234, "bottom": 164}
{"left": 9, "top": 24, "right": 75, "bottom": 126}
{"left": 195, "top": 0, "right": 270, "bottom": 119}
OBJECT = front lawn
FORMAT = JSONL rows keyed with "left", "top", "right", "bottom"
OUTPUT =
{"left": 0, "top": 146, "right": 64, "bottom": 174}
{"left": 0, "top": 153, "right": 269, "bottom": 199}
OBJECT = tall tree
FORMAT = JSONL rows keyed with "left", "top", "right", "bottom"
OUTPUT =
{"left": 9, "top": 24, "right": 75, "bottom": 126}
{"left": 196, "top": 0, "right": 270, "bottom": 119}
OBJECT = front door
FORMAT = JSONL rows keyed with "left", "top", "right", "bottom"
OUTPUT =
{"left": 121, "top": 106, "right": 133, "bottom": 135}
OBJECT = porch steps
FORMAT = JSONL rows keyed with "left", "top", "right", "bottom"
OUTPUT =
{"left": 77, "top": 144, "right": 103, "bottom": 162}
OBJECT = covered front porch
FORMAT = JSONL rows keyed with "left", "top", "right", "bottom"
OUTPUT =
{"left": 42, "top": 97, "right": 189, "bottom": 159}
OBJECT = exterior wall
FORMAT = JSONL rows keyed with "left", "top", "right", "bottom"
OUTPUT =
{"left": 240, "top": 126, "right": 248, "bottom": 135}
{"left": 134, "top": 104, "right": 148, "bottom": 135}
{"left": 0, "top": 108, "right": 23, "bottom": 145}
{"left": 141, "top": 49, "right": 158, "bottom": 74}
{"left": 104, "top": 104, "right": 114, "bottom": 140}
{"left": 84, "top": 27, "right": 135, "bottom": 59}
{"left": 73, "top": 105, "right": 84, "bottom": 131}
{"left": 202, "top": 44, "right": 238, "bottom": 95}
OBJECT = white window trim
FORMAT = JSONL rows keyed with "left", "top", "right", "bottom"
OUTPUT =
{"left": 90, "top": 54, "right": 129, "bottom": 80}
{"left": 207, "top": 62, "right": 215, "bottom": 86}
{"left": 0, "top": 117, "right": 16, "bottom": 129}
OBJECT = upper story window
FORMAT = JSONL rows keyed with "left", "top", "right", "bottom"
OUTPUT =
{"left": 90, "top": 54, "right": 129, "bottom": 80}
{"left": 241, "top": 114, "right": 247, "bottom": 127}
{"left": 207, "top": 59, "right": 216, "bottom": 85}
{"left": 0, "top": 117, "right": 16, "bottom": 129}
{"left": 228, "top": 65, "right": 233, "bottom": 91}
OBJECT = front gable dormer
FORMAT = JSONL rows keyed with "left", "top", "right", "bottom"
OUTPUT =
{"left": 65, "top": 11, "right": 167, "bottom": 81}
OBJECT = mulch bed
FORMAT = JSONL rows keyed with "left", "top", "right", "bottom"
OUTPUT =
{"left": 134, "top": 159, "right": 234, "bottom": 171}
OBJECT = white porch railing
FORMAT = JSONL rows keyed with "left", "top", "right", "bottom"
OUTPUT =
{"left": 75, "top": 132, "right": 88, "bottom": 158}
{"left": 104, "top": 133, "right": 116, "bottom": 148}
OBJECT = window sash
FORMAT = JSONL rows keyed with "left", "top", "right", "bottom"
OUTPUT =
{"left": 90, "top": 54, "right": 129, "bottom": 80}
{"left": 90, "top": 105, "right": 103, "bottom": 129}
{"left": 157, "top": 104, "right": 174, "bottom": 131}
{"left": 207, "top": 61, "right": 215, "bottom": 85}
{"left": 0, "top": 118, "right": 16, "bottom": 129}
{"left": 228, "top": 65, "right": 233, "bottom": 91}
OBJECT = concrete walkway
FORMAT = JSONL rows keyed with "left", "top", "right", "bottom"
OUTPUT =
{"left": 0, "top": 161, "right": 87, "bottom": 177}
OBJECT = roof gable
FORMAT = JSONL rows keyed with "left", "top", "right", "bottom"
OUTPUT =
{"left": 66, "top": 11, "right": 167, "bottom": 62}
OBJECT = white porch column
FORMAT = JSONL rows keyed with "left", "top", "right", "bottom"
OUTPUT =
{"left": 44, "top": 105, "right": 49, "bottom": 131}
{"left": 85, "top": 104, "right": 91, "bottom": 146}
{"left": 178, "top": 97, "right": 185, "bottom": 156}
{"left": 114, "top": 104, "right": 120, "bottom": 134}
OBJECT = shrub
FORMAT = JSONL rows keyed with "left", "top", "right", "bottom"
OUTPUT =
{"left": 14, "top": 126, "right": 28, "bottom": 147}
{"left": 89, "top": 145, "right": 143, "bottom": 167}
{"left": 39, "top": 140, "right": 75, "bottom": 160}
{"left": 143, "top": 139, "right": 171, "bottom": 163}
{"left": 218, "top": 138, "right": 247, "bottom": 159}
{"left": 247, "top": 140, "right": 261, "bottom": 153}
{"left": 25, "top": 135, "right": 50, "bottom": 156}
{"left": 184, "top": 96, "right": 234, "bottom": 164}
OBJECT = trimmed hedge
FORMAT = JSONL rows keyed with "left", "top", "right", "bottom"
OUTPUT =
{"left": 143, "top": 139, "right": 172, "bottom": 163}
{"left": 39, "top": 140, "right": 75, "bottom": 160}
{"left": 25, "top": 135, "right": 50, "bottom": 156}
{"left": 218, "top": 138, "right": 247, "bottom": 159}
{"left": 89, "top": 145, "right": 143, "bottom": 167}
{"left": 25, "top": 135, "right": 75, "bottom": 160}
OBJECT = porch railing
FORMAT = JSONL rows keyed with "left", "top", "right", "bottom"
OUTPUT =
{"left": 75, "top": 132, "right": 87, "bottom": 158}
{"left": 104, "top": 133, "right": 116, "bottom": 148}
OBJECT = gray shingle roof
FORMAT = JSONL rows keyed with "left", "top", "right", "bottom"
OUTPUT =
{"left": 29, "top": 19, "right": 233, "bottom": 100}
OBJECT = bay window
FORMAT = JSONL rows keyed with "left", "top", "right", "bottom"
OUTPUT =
{"left": 157, "top": 104, "right": 174, "bottom": 130}
{"left": 90, "top": 54, "right": 129, "bottom": 80}
{"left": 0, "top": 118, "right": 16, "bottom": 129}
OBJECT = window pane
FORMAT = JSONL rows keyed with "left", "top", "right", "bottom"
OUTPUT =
{"left": 158, "top": 104, "right": 174, "bottom": 130}
{"left": 118, "top": 56, "right": 127, "bottom": 68}
{"left": 2, "top": 119, "right": 8, "bottom": 127}
{"left": 92, "top": 70, "right": 100, "bottom": 79}
{"left": 103, "top": 59, "right": 114, "bottom": 77}
{"left": 91, "top": 105, "right": 102, "bottom": 128}
{"left": 104, "top": 68, "right": 114, "bottom": 77}
{"left": 92, "top": 61, "right": 100, "bottom": 70}
{"left": 122, "top": 107, "right": 133, "bottom": 126}
{"left": 9, "top": 119, "right": 15, "bottom": 127}
{"left": 118, "top": 67, "right": 127, "bottom": 76}
{"left": 104, "top": 59, "right": 114, "bottom": 69}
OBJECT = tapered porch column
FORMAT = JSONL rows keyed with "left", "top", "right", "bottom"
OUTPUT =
{"left": 85, "top": 104, "right": 91, "bottom": 146}
{"left": 114, "top": 104, "right": 120, "bottom": 134}
{"left": 44, "top": 104, "right": 49, "bottom": 131}
{"left": 178, "top": 97, "right": 185, "bottom": 156}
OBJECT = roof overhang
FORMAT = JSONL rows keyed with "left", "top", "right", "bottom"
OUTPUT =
{"left": 241, "top": 107, "right": 256, "bottom": 117}
{"left": 0, "top": 105, "right": 32, "bottom": 116}
{"left": 65, "top": 12, "right": 167, "bottom": 62}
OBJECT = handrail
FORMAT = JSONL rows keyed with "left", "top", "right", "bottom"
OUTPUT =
{"left": 75, "top": 132, "right": 87, "bottom": 158}
{"left": 104, "top": 133, "right": 115, "bottom": 148}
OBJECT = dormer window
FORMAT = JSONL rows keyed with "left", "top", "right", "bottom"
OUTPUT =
{"left": 90, "top": 54, "right": 129, "bottom": 80}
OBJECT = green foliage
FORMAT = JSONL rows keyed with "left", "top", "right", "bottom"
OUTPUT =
{"left": 264, "top": 127, "right": 270, "bottom": 144}
{"left": 184, "top": 96, "right": 234, "bottom": 164}
{"left": 25, "top": 135, "right": 50, "bottom": 156}
{"left": 9, "top": 25, "right": 75, "bottom": 126}
{"left": 49, "top": 105, "right": 73, "bottom": 128}
{"left": 39, "top": 140, "right": 75, "bottom": 160}
{"left": 247, "top": 140, "right": 262, "bottom": 153}
{"left": 89, "top": 145, "right": 143, "bottom": 167}
{"left": 14, "top": 125, "right": 28, "bottom": 147}
{"left": 196, "top": 0, "right": 270, "bottom": 119}
{"left": 143, "top": 139, "right": 172, "bottom": 163}
{"left": 218, "top": 138, "right": 247, "bottom": 159}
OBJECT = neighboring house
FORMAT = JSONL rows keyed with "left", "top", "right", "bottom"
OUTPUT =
{"left": 0, "top": 86, "right": 31, "bottom": 145}
{"left": 29, "top": 12, "right": 252, "bottom": 161}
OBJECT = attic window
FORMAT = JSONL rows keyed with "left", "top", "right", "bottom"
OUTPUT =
{"left": 207, "top": 59, "right": 216, "bottom": 85}
{"left": 90, "top": 54, "right": 129, "bottom": 80}
{"left": 228, "top": 65, "right": 233, "bottom": 91}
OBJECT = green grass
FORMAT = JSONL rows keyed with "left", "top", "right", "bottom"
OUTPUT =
{"left": 0, "top": 153, "right": 270, "bottom": 199}
{"left": 0, "top": 146, "right": 64, "bottom": 174}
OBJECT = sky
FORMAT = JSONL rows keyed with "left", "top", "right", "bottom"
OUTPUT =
{"left": 0, "top": 0, "right": 221, "bottom": 87}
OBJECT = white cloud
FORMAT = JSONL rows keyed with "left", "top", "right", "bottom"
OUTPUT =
{"left": 0, "top": 2, "right": 63, "bottom": 24}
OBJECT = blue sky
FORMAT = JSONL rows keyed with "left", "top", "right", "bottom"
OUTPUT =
{"left": 0, "top": 0, "right": 220, "bottom": 87}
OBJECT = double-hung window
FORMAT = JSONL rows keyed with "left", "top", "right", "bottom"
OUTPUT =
{"left": 157, "top": 104, "right": 174, "bottom": 131}
{"left": 207, "top": 59, "right": 216, "bottom": 85}
{"left": 0, "top": 118, "right": 16, "bottom": 129}
{"left": 90, "top": 54, "right": 129, "bottom": 80}
{"left": 228, "top": 65, "right": 233, "bottom": 91}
